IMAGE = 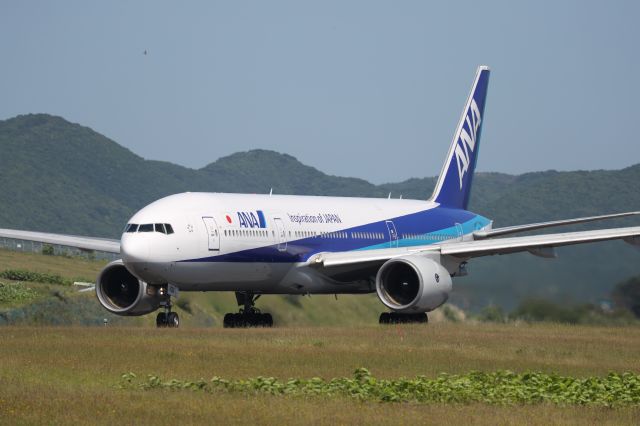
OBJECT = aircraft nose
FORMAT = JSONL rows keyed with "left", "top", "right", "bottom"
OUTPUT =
{"left": 121, "top": 236, "right": 150, "bottom": 264}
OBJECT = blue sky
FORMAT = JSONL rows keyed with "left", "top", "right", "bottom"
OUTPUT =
{"left": 1, "top": 0, "right": 639, "bottom": 183}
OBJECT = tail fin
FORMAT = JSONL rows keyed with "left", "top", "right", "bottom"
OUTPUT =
{"left": 430, "top": 66, "right": 490, "bottom": 209}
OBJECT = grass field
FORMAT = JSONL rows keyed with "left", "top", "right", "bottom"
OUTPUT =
{"left": 1, "top": 249, "right": 640, "bottom": 423}
{"left": 1, "top": 324, "right": 640, "bottom": 425}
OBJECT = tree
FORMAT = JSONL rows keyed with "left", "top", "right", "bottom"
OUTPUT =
{"left": 611, "top": 276, "right": 640, "bottom": 318}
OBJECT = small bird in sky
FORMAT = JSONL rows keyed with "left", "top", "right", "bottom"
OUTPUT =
{"left": 143, "top": 49, "right": 147, "bottom": 55}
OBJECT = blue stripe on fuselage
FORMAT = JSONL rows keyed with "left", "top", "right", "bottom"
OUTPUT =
{"left": 179, "top": 207, "right": 491, "bottom": 264}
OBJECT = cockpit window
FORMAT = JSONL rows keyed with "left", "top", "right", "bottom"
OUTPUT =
{"left": 125, "top": 224, "right": 138, "bottom": 233}
{"left": 138, "top": 224, "right": 154, "bottom": 232}
{"left": 128, "top": 223, "right": 174, "bottom": 234}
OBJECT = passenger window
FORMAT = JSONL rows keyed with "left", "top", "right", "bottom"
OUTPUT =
{"left": 155, "top": 224, "right": 166, "bottom": 234}
{"left": 165, "top": 224, "right": 174, "bottom": 234}
{"left": 139, "top": 224, "right": 153, "bottom": 232}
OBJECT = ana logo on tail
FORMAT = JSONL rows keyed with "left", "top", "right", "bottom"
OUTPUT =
{"left": 431, "top": 66, "right": 489, "bottom": 210}
{"left": 454, "top": 98, "right": 482, "bottom": 189}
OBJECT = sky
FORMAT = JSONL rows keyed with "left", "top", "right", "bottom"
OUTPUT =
{"left": 1, "top": 0, "right": 639, "bottom": 184}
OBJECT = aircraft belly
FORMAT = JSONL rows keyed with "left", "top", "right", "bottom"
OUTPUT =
{"left": 166, "top": 262, "right": 289, "bottom": 290}
{"left": 164, "top": 261, "right": 373, "bottom": 294}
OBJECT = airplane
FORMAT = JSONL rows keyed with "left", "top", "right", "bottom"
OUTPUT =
{"left": 1, "top": 65, "right": 639, "bottom": 328}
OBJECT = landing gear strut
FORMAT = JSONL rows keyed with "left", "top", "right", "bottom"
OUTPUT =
{"left": 379, "top": 312, "right": 428, "bottom": 324}
{"left": 223, "top": 292, "right": 273, "bottom": 328}
{"left": 156, "top": 299, "right": 179, "bottom": 328}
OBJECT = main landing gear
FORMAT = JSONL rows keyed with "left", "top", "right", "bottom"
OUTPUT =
{"left": 223, "top": 292, "right": 273, "bottom": 328}
{"left": 156, "top": 300, "right": 179, "bottom": 328}
{"left": 379, "top": 312, "right": 428, "bottom": 324}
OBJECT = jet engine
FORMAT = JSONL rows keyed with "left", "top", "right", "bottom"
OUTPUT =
{"left": 376, "top": 255, "right": 452, "bottom": 312}
{"left": 96, "top": 260, "right": 164, "bottom": 316}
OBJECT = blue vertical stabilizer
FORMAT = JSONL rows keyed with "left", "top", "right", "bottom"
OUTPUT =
{"left": 431, "top": 66, "right": 490, "bottom": 210}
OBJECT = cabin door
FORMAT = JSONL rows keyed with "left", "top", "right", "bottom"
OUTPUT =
{"left": 273, "top": 217, "right": 287, "bottom": 251}
{"left": 202, "top": 217, "right": 220, "bottom": 251}
{"left": 385, "top": 220, "right": 399, "bottom": 248}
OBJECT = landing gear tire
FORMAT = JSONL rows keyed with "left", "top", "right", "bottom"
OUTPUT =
{"left": 223, "top": 292, "right": 274, "bottom": 328}
{"left": 379, "top": 312, "right": 428, "bottom": 324}
{"left": 156, "top": 312, "right": 167, "bottom": 327}
{"left": 167, "top": 312, "right": 180, "bottom": 328}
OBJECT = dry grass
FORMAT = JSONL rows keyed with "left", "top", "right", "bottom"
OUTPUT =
{"left": 1, "top": 324, "right": 639, "bottom": 424}
{"left": 1, "top": 249, "right": 639, "bottom": 422}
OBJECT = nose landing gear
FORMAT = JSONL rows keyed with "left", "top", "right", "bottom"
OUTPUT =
{"left": 223, "top": 292, "right": 273, "bottom": 328}
{"left": 156, "top": 298, "right": 179, "bottom": 328}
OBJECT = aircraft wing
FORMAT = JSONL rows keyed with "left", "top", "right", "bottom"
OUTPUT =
{"left": 309, "top": 226, "right": 640, "bottom": 268}
{"left": 0, "top": 228, "right": 120, "bottom": 254}
{"left": 473, "top": 211, "right": 640, "bottom": 239}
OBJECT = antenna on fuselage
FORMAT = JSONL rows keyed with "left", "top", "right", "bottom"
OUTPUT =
{"left": 388, "top": 193, "right": 391, "bottom": 199}
{"left": 269, "top": 188, "right": 273, "bottom": 196}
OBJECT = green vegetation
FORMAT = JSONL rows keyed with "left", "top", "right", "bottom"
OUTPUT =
{"left": 121, "top": 368, "right": 640, "bottom": 407}
{"left": 2, "top": 325, "right": 640, "bottom": 424}
{"left": 0, "top": 282, "right": 37, "bottom": 303}
{"left": 474, "top": 275, "right": 640, "bottom": 325}
{"left": 0, "top": 248, "right": 107, "bottom": 281}
{"left": 478, "top": 304, "right": 508, "bottom": 323}
{"left": 0, "top": 269, "right": 70, "bottom": 285}
{"left": 509, "top": 299, "right": 635, "bottom": 325}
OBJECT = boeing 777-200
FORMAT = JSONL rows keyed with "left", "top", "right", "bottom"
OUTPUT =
{"left": 2, "top": 66, "right": 639, "bottom": 327}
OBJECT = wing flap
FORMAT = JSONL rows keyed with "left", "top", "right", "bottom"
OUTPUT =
{"left": 0, "top": 228, "right": 120, "bottom": 254}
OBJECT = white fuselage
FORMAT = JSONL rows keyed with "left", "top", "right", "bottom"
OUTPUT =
{"left": 120, "top": 192, "right": 491, "bottom": 294}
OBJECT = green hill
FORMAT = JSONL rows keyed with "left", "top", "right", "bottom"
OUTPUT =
{"left": 1, "top": 113, "right": 639, "bottom": 311}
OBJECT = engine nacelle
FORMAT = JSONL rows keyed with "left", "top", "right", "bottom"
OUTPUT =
{"left": 376, "top": 255, "right": 452, "bottom": 312}
{"left": 96, "top": 260, "right": 165, "bottom": 316}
